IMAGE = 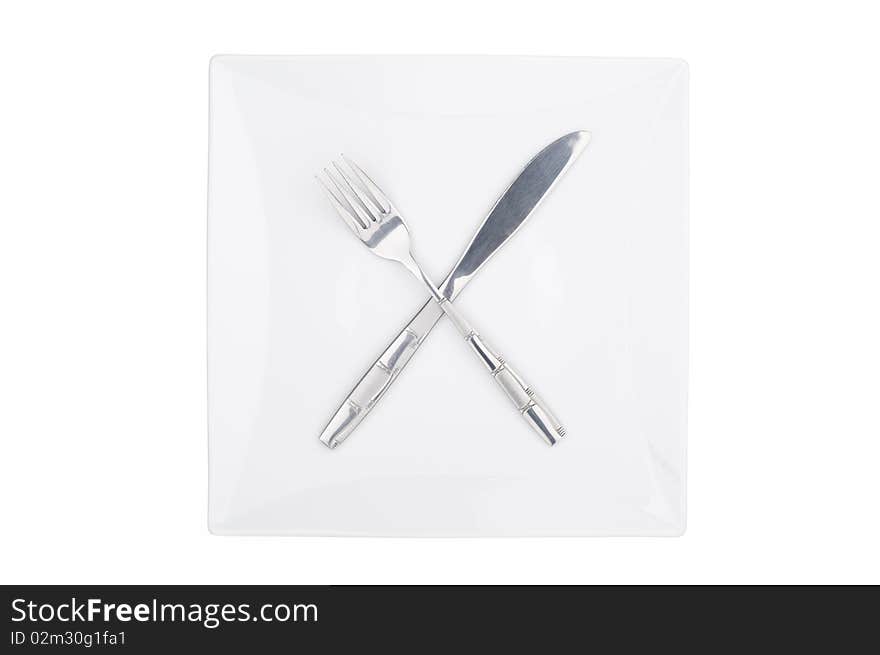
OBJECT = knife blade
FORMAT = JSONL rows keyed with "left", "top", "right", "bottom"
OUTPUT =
{"left": 319, "top": 130, "right": 591, "bottom": 448}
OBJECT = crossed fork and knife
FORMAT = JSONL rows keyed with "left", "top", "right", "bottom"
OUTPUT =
{"left": 316, "top": 131, "right": 591, "bottom": 449}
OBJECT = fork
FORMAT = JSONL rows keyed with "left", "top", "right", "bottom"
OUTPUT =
{"left": 317, "top": 157, "right": 565, "bottom": 446}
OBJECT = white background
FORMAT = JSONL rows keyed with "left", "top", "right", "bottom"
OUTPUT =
{"left": 1, "top": 1, "right": 877, "bottom": 583}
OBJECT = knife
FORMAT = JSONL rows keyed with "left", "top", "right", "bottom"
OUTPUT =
{"left": 319, "top": 130, "right": 591, "bottom": 448}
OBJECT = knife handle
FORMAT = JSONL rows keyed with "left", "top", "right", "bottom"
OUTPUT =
{"left": 319, "top": 298, "right": 444, "bottom": 448}
{"left": 438, "top": 299, "right": 565, "bottom": 446}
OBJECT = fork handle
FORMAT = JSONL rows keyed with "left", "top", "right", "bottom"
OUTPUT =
{"left": 437, "top": 297, "right": 565, "bottom": 446}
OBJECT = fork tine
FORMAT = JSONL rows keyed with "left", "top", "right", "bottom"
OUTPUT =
{"left": 332, "top": 161, "right": 382, "bottom": 222}
{"left": 342, "top": 156, "right": 391, "bottom": 213}
{"left": 316, "top": 173, "right": 366, "bottom": 232}
{"left": 324, "top": 166, "right": 374, "bottom": 228}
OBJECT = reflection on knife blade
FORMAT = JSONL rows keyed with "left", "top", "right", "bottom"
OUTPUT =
{"left": 318, "top": 130, "right": 591, "bottom": 448}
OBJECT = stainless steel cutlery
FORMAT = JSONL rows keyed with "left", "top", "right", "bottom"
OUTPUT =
{"left": 318, "top": 157, "right": 565, "bottom": 446}
{"left": 316, "top": 131, "right": 589, "bottom": 448}
{"left": 315, "top": 131, "right": 590, "bottom": 449}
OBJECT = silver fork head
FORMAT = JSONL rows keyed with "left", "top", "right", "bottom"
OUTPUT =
{"left": 317, "top": 157, "right": 414, "bottom": 266}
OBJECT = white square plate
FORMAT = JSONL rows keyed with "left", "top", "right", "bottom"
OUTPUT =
{"left": 208, "top": 55, "right": 688, "bottom": 535}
